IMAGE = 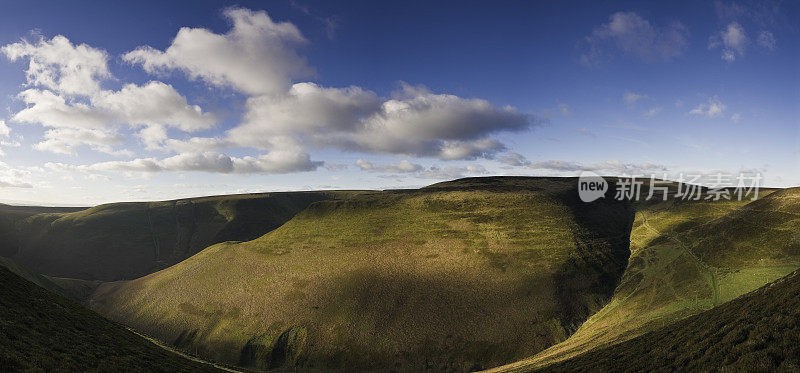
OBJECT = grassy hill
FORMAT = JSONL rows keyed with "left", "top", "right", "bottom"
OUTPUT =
{"left": 534, "top": 267, "right": 800, "bottom": 371}
{"left": 0, "top": 264, "right": 225, "bottom": 372}
{"left": 89, "top": 177, "right": 636, "bottom": 371}
{"left": 488, "top": 186, "right": 800, "bottom": 372}
{"left": 2, "top": 192, "right": 345, "bottom": 281}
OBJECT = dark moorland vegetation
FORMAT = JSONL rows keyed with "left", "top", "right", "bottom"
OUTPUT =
{"left": 536, "top": 268, "right": 800, "bottom": 372}
{"left": 0, "top": 265, "right": 223, "bottom": 372}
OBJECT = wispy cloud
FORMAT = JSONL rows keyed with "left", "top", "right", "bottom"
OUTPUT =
{"left": 643, "top": 107, "right": 662, "bottom": 118}
{"left": 689, "top": 97, "right": 726, "bottom": 118}
{"left": 623, "top": 90, "right": 648, "bottom": 105}
{"left": 574, "top": 128, "right": 597, "bottom": 138}
{"left": 580, "top": 12, "right": 689, "bottom": 66}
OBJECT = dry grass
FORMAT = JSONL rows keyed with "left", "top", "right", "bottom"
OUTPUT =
{"left": 89, "top": 178, "right": 634, "bottom": 371}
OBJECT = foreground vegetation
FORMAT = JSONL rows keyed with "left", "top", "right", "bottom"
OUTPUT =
{"left": 537, "top": 267, "right": 800, "bottom": 371}
{"left": 0, "top": 264, "right": 224, "bottom": 372}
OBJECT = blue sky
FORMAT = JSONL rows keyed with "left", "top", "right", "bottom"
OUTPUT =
{"left": 0, "top": 0, "right": 797, "bottom": 205}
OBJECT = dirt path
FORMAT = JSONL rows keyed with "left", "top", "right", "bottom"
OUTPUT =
{"left": 125, "top": 327, "right": 244, "bottom": 373}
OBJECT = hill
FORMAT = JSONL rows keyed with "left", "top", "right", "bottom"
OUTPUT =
{"left": 0, "top": 263, "right": 225, "bottom": 372}
{"left": 2, "top": 192, "right": 347, "bottom": 281}
{"left": 487, "top": 186, "right": 800, "bottom": 371}
{"left": 535, "top": 267, "right": 800, "bottom": 371}
{"left": 89, "top": 177, "right": 636, "bottom": 371}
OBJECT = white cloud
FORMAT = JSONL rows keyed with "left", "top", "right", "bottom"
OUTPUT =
{"left": 575, "top": 128, "right": 597, "bottom": 138}
{"left": 581, "top": 12, "right": 689, "bottom": 65}
{"left": 12, "top": 89, "right": 112, "bottom": 130}
{"left": 689, "top": 97, "right": 726, "bottom": 118}
{"left": 731, "top": 113, "right": 741, "bottom": 123}
{"left": 558, "top": 103, "right": 571, "bottom": 116}
{"left": 0, "top": 120, "right": 10, "bottom": 156}
{"left": 0, "top": 162, "right": 33, "bottom": 188}
{"left": 65, "top": 150, "right": 320, "bottom": 174}
{"left": 709, "top": 22, "right": 748, "bottom": 62}
{"left": 229, "top": 82, "right": 381, "bottom": 148}
{"left": 0, "top": 120, "right": 10, "bottom": 138}
{"left": 123, "top": 7, "right": 312, "bottom": 95}
{"left": 757, "top": 30, "right": 776, "bottom": 50}
{"left": 623, "top": 91, "right": 647, "bottom": 105}
{"left": 34, "top": 128, "right": 130, "bottom": 156}
{"left": 355, "top": 159, "right": 422, "bottom": 173}
{"left": 92, "top": 81, "right": 216, "bottom": 132}
{"left": 416, "top": 164, "right": 487, "bottom": 179}
{"left": 229, "top": 82, "right": 533, "bottom": 160}
{"left": 643, "top": 107, "right": 662, "bottom": 118}
{"left": 3, "top": 34, "right": 217, "bottom": 156}
{"left": 498, "top": 152, "right": 668, "bottom": 176}
{"left": 2, "top": 35, "right": 110, "bottom": 96}
{"left": 4, "top": 8, "right": 539, "bottom": 179}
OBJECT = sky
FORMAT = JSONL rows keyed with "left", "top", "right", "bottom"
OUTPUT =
{"left": 0, "top": 0, "right": 797, "bottom": 205}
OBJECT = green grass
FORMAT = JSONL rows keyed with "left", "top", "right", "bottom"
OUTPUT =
{"left": 89, "top": 177, "right": 635, "bottom": 371}
{"left": 534, "top": 268, "right": 800, "bottom": 372}
{"left": 0, "top": 264, "right": 224, "bottom": 372}
{"left": 2, "top": 192, "right": 347, "bottom": 281}
{"left": 488, "top": 186, "right": 800, "bottom": 372}
{"left": 6, "top": 177, "right": 797, "bottom": 372}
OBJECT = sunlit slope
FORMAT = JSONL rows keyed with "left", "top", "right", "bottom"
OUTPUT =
{"left": 538, "top": 267, "right": 800, "bottom": 372}
{"left": 0, "top": 265, "right": 222, "bottom": 372}
{"left": 90, "top": 177, "right": 634, "bottom": 371}
{"left": 490, "top": 186, "right": 799, "bottom": 372}
{"left": 5, "top": 192, "right": 341, "bottom": 280}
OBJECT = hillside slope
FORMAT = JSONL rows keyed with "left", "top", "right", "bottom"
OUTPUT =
{"left": 489, "top": 186, "right": 800, "bottom": 371}
{"left": 90, "top": 177, "right": 635, "bottom": 371}
{"left": 3, "top": 192, "right": 344, "bottom": 281}
{"left": 537, "top": 267, "right": 800, "bottom": 371}
{"left": 0, "top": 264, "right": 223, "bottom": 372}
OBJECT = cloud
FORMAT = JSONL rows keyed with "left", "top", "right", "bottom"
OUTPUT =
{"left": 2, "top": 35, "right": 110, "bottom": 96}
{"left": 355, "top": 159, "right": 422, "bottom": 173}
{"left": 731, "top": 113, "right": 741, "bottom": 123}
{"left": 229, "top": 82, "right": 534, "bottom": 160}
{"left": 3, "top": 34, "right": 217, "bottom": 155}
{"left": 92, "top": 81, "right": 216, "bottom": 132}
{"left": 757, "top": 30, "right": 776, "bottom": 50}
{"left": 498, "top": 152, "right": 668, "bottom": 176}
{"left": 12, "top": 89, "right": 112, "bottom": 130}
{"left": 0, "top": 162, "right": 33, "bottom": 188}
{"left": 581, "top": 12, "right": 689, "bottom": 65}
{"left": 689, "top": 97, "right": 726, "bottom": 118}
{"left": 497, "top": 151, "right": 530, "bottom": 167}
{"left": 709, "top": 22, "right": 748, "bottom": 62}
{"left": 0, "top": 120, "right": 11, "bottom": 155}
{"left": 416, "top": 164, "right": 487, "bottom": 179}
{"left": 643, "top": 107, "right": 662, "bottom": 118}
{"left": 353, "top": 158, "right": 486, "bottom": 180}
{"left": 0, "top": 179, "right": 32, "bottom": 188}
{"left": 34, "top": 128, "right": 130, "bottom": 156}
{"left": 58, "top": 150, "right": 321, "bottom": 174}
{"left": 558, "top": 103, "right": 571, "bottom": 116}
{"left": 574, "top": 128, "right": 597, "bottom": 138}
{"left": 123, "top": 7, "right": 313, "bottom": 95}
{"left": 623, "top": 91, "right": 647, "bottom": 105}
{"left": 5, "top": 8, "right": 538, "bottom": 177}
